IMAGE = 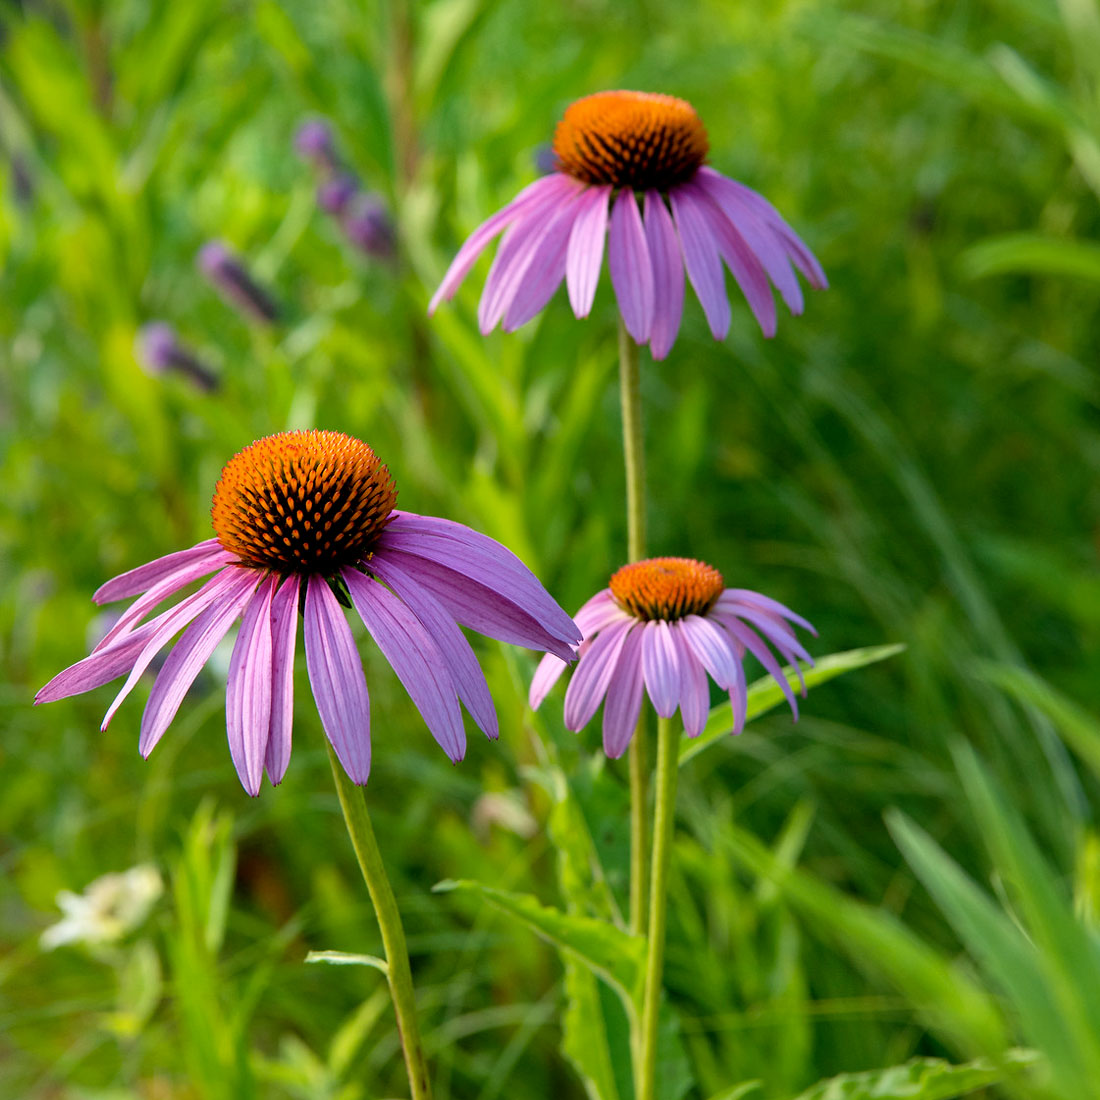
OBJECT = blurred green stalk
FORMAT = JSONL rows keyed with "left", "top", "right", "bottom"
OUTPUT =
{"left": 618, "top": 315, "right": 650, "bottom": 938}
{"left": 327, "top": 744, "right": 432, "bottom": 1100}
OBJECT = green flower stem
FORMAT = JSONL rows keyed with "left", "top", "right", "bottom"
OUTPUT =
{"left": 618, "top": 315, "right": 649, "bottom": 937}
{"left": 327, "top": 744, "right": 432, "bottom": 1100}
{"left": 637, "top": 715, "right": 680, "bottom": 1100}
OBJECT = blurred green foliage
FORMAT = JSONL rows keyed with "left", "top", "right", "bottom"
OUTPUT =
{"left": 1, "top": 0, "right": 1099, "bottom": 1097}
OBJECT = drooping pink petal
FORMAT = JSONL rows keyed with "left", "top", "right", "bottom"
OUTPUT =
{"left": 530, "top": 652, "right": 569, "bottom": 710}
{"left": 102, "top": 567, "right": 257, "bottom": 730}
{"left": 478, "top": 176, "right": 586, "bottom": 332}
{"left": 674, "top": 624, "right": 710, "bottom": 737}
{"left": 369, "top": 554, "right": 497, "bottom": 739}
{"left": 731, "top": 651, "right": 748, "bottom": 735}
{"left": 36, "top": 619, "right": 160, "bottom": 704}
{"left": 428, "top": 174, "right": 571, "bottom": 314}
{"left": 694, "top": 170, "right": 804, "bottom": 313}
{"left": 608, "top": 188, "right": 654, "bottom": 343}
{"left": 266, "top": 574, "right": 300, "bottom": 785}
{"left": 226, "top": 577, "right": 276, "bottom": 795}
{"left": 727, "top": 604, "right": 814, "bottom": 691}
{"left": 718, "top": 615, "right": 799, "bottom": 719}
{"left": 304, "top": 576, "right": 371, "bottom": 784}
{"left": 641, "top": 619, "right": 680, "bottom": 719}
{"left": 95, "top": 550, "right": 239, "bottom": 652}
{"left": 375, "top": 547, "right": 576, "bottom": 661}
{"left": 670, "top": 184, "right": 730, "bottom": 340}
{"left": 574, "top": 589, "right": 632, "bottom": 637}
{"left": 563, "top": 618, "right": 634, "bottom": 731}
{"left": 643, "top": 190, "right": 686, "bottom": 360}
{"left": 680, "top": 180, "right": 776, "bottom": 337}
{"left": 603, "top": 626, "right": 645, "bottom": 759}
{"left": 566, "top": 184, "right": 612, "bottom": 317}
{"left": 680, "top": 613, "right": 740, "bottom": 690}
{"left": 137, "top": 568, "right": 262, "bottom": 756}
{"left": 94, "top": 539, "right": 231, "bottom": 605}
{"left": 502, "top": 197, "right": 586, "bottom": 332}
{"left": 379, "top": 514, "right": 581, "bottom": 646}
{"left": 698, "top": 168, "right": 827, "bottom": 289}
{"left": 344, "top": 568, "right": 466, "bottom": 763}
{"left": 719, "top": 589, "right": 817, "bottom": 635}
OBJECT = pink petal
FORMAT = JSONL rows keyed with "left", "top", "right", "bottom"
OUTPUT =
{"left": 670, "top": 185, "right": 730, "bottom": 340}
{"left": 502, "top": 198, "right": 583, "bottom": 332}
{"left": 641, "top": 619, "right": 680, "bottom": 718}
{"left": 643, "top": 190, "right": 685, "bottom": 360}
{"left": 95, "top": 550, "right": 238, "bottom": 652}
{"left": 608, "top": 189, "right": 654, "bottom": 343}
{"left": 719, "top": 616, "right": 799, "bottom": 720}
{"left": 719, "top": 589, "right": 817, "bottom": 635}
{"left": 428, "top": 174, "right": 570, "bottom": 313}
{"left": 138, "top": 569, "right": 262, "bottom": 757}
{"left": 694, "top": 170, "right": 804, "bottom": 313}
{"left": 36, "top": 619, "right": 161, "bottom": 704}
{"left": 369, "top": 554, "right": 497, "bottom": 739}
{"left": 226, "top": 577, "right": 276, "bottom": 795}
{"left": 94, "top": 539, "right": 229, "bottom": 604}
{"left": 680, "top": 180, "right": 776, "bottom": 337}
{"left": 529, "top": 652, "right": 569, "bottom": 710}
{"left": 266, "top": 574, "right": 300, "bottom": 785}
{"left": 102, "top": 567, "right": 255, "bottom": 731}
{"left": 565, "top": 184, "right": 612, "bottom": 317}
{"left": 673, "top": 624, "right": 710, "bottom": 737}
{"left": 574, "top": 589, "right": 631, "bottom": 637}
{"left": 680, "top": 614, "right": 740, "bottom": 690}
{"left": 304, "top": 576, "right": 371, "bottom": 784}
{"left": 602, "top": 626, "right": 645, "bottom": 758}
{"left": 344, "top": 568, "right": 466, "bottom": 763}
{"left": 563, "top": 618, "right": 634, "bottom": 731}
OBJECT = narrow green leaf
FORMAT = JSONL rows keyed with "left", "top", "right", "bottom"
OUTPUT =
{"left": 680, "top": 645, "right": 905, "bottom": 766}
{"left": 790, "top": 1050, "right": 1039, "bottom": 1100}
{"left": 562, "top": 961, "right": 622, "bottom": 1100}
{"left": 959, "top": 234, "right": 1100, "bottom": 283}
{"left": 304, "top": 950, "right": 389, "bottom": 974}
{"left": 434, "top": 879, "right": 645, "bottom": 1002}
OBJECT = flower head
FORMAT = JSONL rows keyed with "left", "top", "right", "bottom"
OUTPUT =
{"left": 197, "top": 241, "right": 280, "bottom": 325}
{"left": 429, "top": 90, "right": 827, "bottom": 359}
{"left": 136, "top": 322, "right": 218, "bottom": 391}
{"left": 529, "top": 556, "right": 815, "bottom": 757}
{"left": 40, "top": 865, "right": 163, "bottom": 951}
{"left": 38, "top": 431, "right": 581, "bottom": 795}
{"left": 294, "top": 118, "right": 339, "bottom": 170}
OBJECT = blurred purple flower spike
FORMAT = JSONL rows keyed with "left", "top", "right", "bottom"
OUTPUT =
{"left": 342, "top": 194, "right": 396, "bottom": 261}
{"left": 317, "top": 173, "right": 359, "bottom": 217}
{"left": 137, "top": 323, "right": 218, "bottom": 392}
{"left": 197, "top": 241, "right": 280, "bottom": 325}
{"left": 294, "top": 118, "right": 339, "bottom": 172}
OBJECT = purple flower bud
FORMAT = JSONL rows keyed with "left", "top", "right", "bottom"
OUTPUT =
{"left": 533, "top": 143, "right": 558, "bottom": 175}
{"left": 197, "top": 240, "right": 280, "bottom": 325}
{"left": 317, "top": 173, "right": 358, "bottom": 217}
{"left": 341, "top": 194, "right": 396, "bottom": 261}
{"left": 137, "top": 322, "right": 218, "bottom": 391}
{"left": 294, "top": 119, "right": 339, "bottom": 171}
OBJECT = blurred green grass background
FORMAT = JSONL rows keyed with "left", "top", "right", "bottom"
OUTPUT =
{"left": 2, "top": 0, "right": 1099, "bottom": 1097}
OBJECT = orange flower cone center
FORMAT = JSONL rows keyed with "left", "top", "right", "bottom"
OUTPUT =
{"left": 609, "top": 557, "right": 724, "bottom": 621}
{"left": 552, "top": 90, "right": 709, "bottom": 190}
{"left": 211, "top": 430, "right": 398, "bottom": 574}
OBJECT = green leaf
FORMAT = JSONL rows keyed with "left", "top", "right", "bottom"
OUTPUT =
{"left": 789, "top": 1050, "right": 1039, "bottom": 1100}
{"left": 562, "top": 961, "right": 623, "bottom": 1100}
{"left": 959, "top": 234, "right": 1100, "bottom": 283}
{"left": 434, "top": 879, "right": 645, "bottom": 1003}
{"left": 975, "top": 661, "right": 1100, "bottom": 779}
{"left": 680, "top": 645, "right": 905, "bottom": 766}
{"left": 304, "top": 950, "right": 389, "bottom": 974}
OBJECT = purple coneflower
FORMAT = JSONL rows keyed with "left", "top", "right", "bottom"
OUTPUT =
{"left": 197, "top": 241, "right": 280, "bottom": 325}
{"left": 429, "top": 91, "right": 827, "bottom": 359}
{"left": 37, "top": 431, "right": 580, "bottom": 795}
{"left": 529, "top": 556, "right": 814, "bottom": 756}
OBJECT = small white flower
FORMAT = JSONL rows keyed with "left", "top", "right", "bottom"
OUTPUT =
{"left": 40, "top": 865, "right": 163, "bottom": 950}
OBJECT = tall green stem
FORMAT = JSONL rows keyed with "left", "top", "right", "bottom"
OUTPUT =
{"left": 637, "top": 716, "right": 680, "bottom": 1100}
{"left": 327, "top": 745, "right": 432, "bottom": 1100}
{"left": 618, "top": 316, "right": 649, "bottom": 937}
